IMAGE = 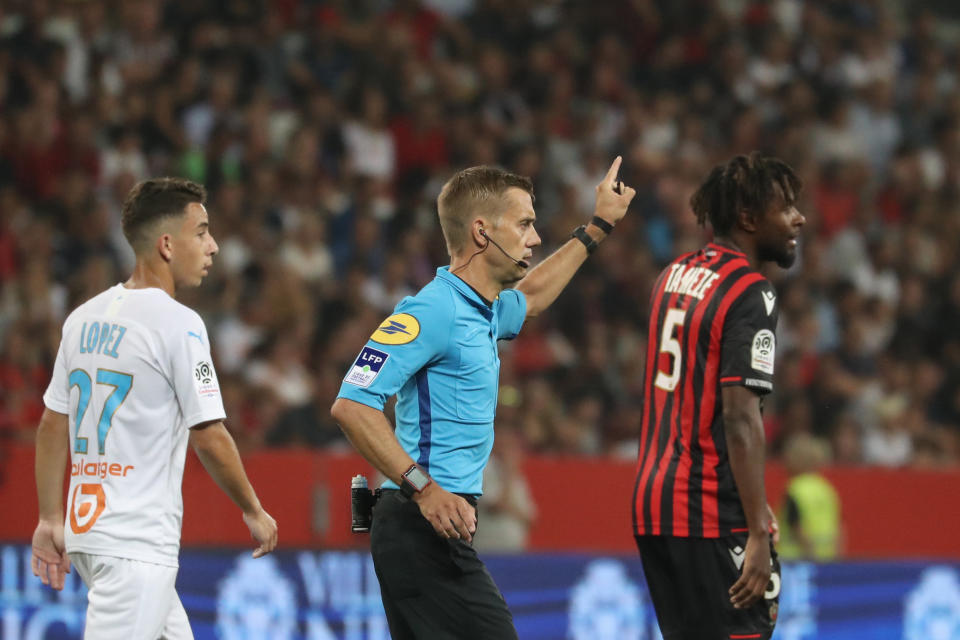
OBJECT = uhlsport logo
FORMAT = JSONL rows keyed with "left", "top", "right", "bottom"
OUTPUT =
{"left": 217, "top": 554, "right": 297, "bottom": 640}
{"left": 904, "top": 566, "right": 960, "bottom": 640}
{"left": 569, "top": 559, "right": 653, "bottom": 639}
{"left": 371, "top": 313, "right": 420, "bottom": 345}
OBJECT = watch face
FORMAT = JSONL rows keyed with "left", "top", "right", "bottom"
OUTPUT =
{"left": 405, "top": 466, "right": 431, "bottom": 491}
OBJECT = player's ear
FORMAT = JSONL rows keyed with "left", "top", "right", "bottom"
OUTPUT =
{"left": 737, "top": 209, "right": 758, "bottom": 233}
{"left": 157, "top": 233, "right": 174, "bottom": 262}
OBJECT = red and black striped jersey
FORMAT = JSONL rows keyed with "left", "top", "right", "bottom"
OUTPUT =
{"left": 632, "top": 243, "right": 778, "bottom": 538}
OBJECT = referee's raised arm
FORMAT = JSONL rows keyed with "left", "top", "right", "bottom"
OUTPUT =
{"left": 517, "top": 156, "right": 636, "bottom": 318}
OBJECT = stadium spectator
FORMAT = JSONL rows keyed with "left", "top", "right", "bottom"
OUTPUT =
{"left": 0, "top": 0, "right": 958, "bottom": 471}
{"left": 778, "top": 433, "right": 842, "bottom": 561}
{"left": 473, "top": 426, "right": 538, "bottom": 552}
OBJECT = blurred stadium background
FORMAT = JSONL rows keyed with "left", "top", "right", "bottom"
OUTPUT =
{"left": 2, "top": 0, "right": 960, "bottom": 638}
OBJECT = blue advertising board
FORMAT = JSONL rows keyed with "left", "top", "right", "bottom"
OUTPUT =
{"left": 2, "top": 544, "right": 959, "bottom": 639}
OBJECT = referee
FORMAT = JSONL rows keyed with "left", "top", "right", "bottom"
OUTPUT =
{"left": 332, "top": 158, "right": 634, "bottom": 639}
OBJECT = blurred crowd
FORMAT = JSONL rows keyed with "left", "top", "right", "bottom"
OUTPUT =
{"left": 1, "top": 0, "right": 960, "bottom": 470}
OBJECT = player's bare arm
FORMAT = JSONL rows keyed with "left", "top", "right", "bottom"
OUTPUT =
{"left": 32, "top": 408, "right": 72, "bottom": 591}
{"left": 767, "top": 503, "right": 780, "bottom": 544}
{"left": 189, "top": 421, "right": 278, "bottom": 558}
{"left": 516, "top": 156, "right": 636, "bottom": 317}
{"left": 723, "top": 385, "right": 772, "bottom": 609}
{"left": 331, "top": 398, "right": 477, "bottom": 542}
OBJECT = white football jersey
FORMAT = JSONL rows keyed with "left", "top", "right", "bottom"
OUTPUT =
{"left": 44, "top": 284, "right": 226, "bottom": 567}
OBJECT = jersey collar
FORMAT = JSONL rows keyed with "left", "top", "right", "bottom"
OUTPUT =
{"left": 706, "top": 241, "right": 746, "bottom": 257}
{"left": 436, "top": 267, "right": 495, "bottom": 316}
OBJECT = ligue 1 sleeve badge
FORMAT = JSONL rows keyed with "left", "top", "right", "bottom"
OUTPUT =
{"left": 194, "top": 360, "right": 220, "bottom": 396}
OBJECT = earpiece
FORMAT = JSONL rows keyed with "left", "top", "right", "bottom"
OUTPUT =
{"left": 477, "top": 226, "right": 529, "bottom": 268}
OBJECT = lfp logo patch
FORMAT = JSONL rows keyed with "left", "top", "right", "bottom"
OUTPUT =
{"left": 344, "top": 347, "right": 389, "bottom": 388}
{"left": 371, "top": 313, "right": 420, "bottom": 345}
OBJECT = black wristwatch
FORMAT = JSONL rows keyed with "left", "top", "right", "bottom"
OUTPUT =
{"left": 399, "top": 463, "right": 432, "bottom": 499}
{"left": 571, "top": 225, "right": 599, "bottom": 254}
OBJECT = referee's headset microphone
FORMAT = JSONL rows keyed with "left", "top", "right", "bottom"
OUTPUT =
{"left": 479, "top": 227, "right": 529, "bottom": 268}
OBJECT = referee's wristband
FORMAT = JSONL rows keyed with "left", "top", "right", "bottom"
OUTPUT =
{"left": 571, "top": 225, "right": 598, "bottom": 254}
{"left": 590, "top": 216, "right": 614, "bottom": 234}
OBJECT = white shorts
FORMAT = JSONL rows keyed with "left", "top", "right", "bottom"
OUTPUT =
{"left": 70, "top": 552, "right": 193, "bottom": 640}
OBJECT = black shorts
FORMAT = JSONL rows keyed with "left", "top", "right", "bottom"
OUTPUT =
{"left": 370, "top": 489, "right": 518, "bottom": 640}
{"left": 635, "top": 533, "right": 780, "bottom": 640}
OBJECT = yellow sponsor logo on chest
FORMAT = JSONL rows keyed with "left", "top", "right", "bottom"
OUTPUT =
{"left": 371, "top": 313, "right": 421, "bottom": 345}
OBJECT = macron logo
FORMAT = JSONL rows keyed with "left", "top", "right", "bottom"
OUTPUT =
{"left": 729, "top": 545, "right": 745, "bottom": 572}
{"left": 378, "top": 320, "right": 411, "bottom": 335}
{"left": 762, "top": 291, "right": 776, "bottom": 316}
{"left": 187, "top": 331, "right": 204, "bottom": 344}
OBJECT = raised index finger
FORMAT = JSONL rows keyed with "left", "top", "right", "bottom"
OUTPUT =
{"left": 604, "top": 156, "right": 623, "bottom": 185}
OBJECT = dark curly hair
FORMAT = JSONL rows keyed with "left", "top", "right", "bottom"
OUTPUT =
{"left": 690, "top": 153, "right": 802, "bottom": 236}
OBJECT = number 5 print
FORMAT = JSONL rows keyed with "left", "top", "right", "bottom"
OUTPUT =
{"left": 654, "top": 308, "right": 686, "bottom": 392}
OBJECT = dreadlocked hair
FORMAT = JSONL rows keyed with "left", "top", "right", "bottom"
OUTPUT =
{"left": 690, "top": 152, "right": 802, "bottom": 236}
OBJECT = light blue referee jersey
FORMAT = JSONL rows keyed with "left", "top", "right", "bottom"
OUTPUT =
{"left": 337, "top": 267, "right": 527, "bottom": 496}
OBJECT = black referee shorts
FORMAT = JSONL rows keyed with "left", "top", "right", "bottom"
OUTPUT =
{"left": 635, "top": 533, "right": 780, "bottom": 640}
{"left": 370, "top": 489, "right": 518, "bottom": 640}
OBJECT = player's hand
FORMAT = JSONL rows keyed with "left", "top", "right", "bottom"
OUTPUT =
{"left": 729, "top": 531, "right": 772, "bottom": 609}
{"left": 413, "top": 482, "right": 477, "bottom": 543}
{"left": 31, "top": 519, "right": 71, "bottom": 591}
{"left": 243, "top": 508, "right": 278, "bottom": 558}
{"left": 767, "top": 503, "right": 780, "bottom": 545}
{"left": 592, "top": 156, "right": 636, "bottom": 227}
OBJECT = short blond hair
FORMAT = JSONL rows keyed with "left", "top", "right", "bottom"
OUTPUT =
{"left": 783, "top": 433, "right": 831, "bottom": 475}
{"left": 437, "top": 166, "right": 534, "bottom": 256}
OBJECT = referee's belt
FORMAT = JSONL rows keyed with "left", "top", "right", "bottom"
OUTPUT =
{"left": 380, "top": 488, "right": 478, "bottom": 507}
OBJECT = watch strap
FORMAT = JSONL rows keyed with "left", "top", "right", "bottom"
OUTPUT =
{"left": 399, "top": 464, "right": 431, "bottom": 499}
{"left": 571, "top": 225, "right": 598, "bottom": 254}
{"left": 590, "top": 216, "right": 614, "bottom": 234}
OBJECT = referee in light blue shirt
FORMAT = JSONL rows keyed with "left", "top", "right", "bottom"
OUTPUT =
{"left": 332, "top": 158, "right": 635, "bottom": 640}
